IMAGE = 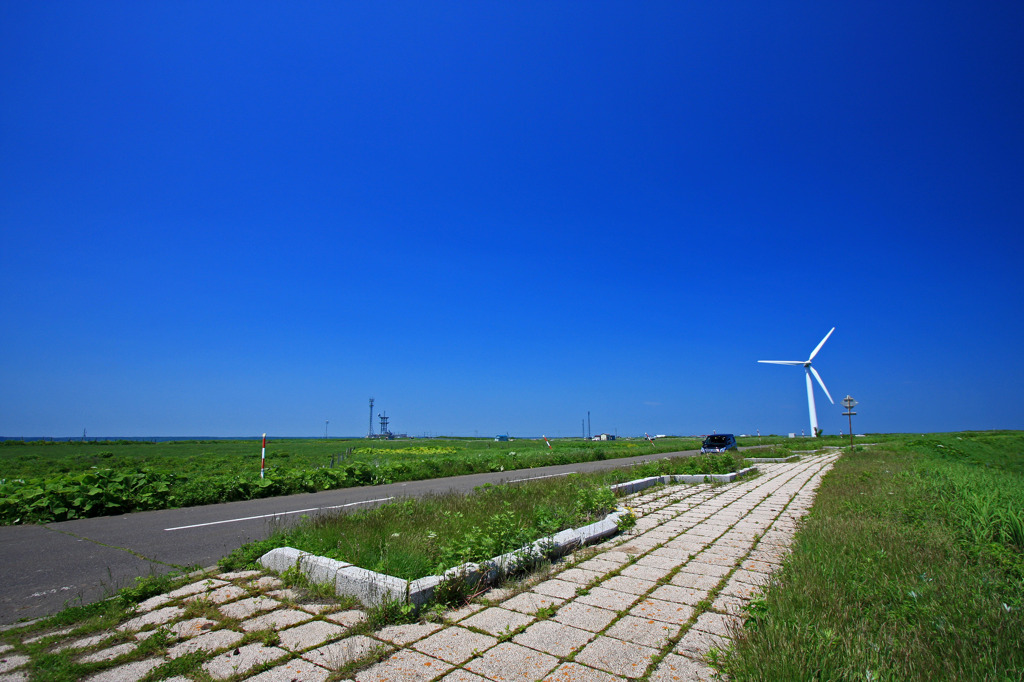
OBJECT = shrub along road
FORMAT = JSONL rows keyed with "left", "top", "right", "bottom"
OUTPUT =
{"left": 0, "top": 446, "right": 711, "bottom": 626}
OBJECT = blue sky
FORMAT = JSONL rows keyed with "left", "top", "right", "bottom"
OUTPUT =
{"left": 2, "top": 2, "right": 1022, "bottom": 438}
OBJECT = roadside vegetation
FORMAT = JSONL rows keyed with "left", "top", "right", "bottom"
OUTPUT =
{"left": 219, "top": 451, "right": 745, "bottom": 580}
{"left": 723, "top": 431, "right": 1024, "bottom": 680}
{"left": 0, "top": 433, "right": 821, "bottom": 525}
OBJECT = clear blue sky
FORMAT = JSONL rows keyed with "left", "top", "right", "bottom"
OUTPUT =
{"left": 2, "top": 2, "right": 1022, "bottom": 438}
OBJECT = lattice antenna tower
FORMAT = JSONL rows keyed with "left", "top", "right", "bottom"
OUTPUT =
{"left": 367, "top": 398, "right": 375, "bottom": 438}
{"left": 378, "top": 412, "right": 390, "bottom": 438}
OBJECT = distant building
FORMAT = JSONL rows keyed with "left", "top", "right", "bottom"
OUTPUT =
{"left": 495, "top": 434, "right": 509, "bottom": 442}
{"left": 593, "top": 433, "right": 616, "bottom": 441}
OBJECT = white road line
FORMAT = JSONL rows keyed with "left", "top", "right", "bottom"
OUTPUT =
{"left": 506, "top": 472, "right": 575, "bottom": 484}
{"left": 163, "top": 497, "right": 394, "bottom": 531}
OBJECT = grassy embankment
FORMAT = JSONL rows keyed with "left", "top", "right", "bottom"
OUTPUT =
{"left": 724, "top": 431, "right": 1024, "bottom": 680}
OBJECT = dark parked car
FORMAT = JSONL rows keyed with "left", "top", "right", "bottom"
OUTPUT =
{"left": 701, "top": 434, "right": 737, "bottom": 453}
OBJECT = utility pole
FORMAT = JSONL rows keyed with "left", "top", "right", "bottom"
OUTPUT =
{"left": 587, "top": 411, "right": 591, "bottom": 440}
{"left": 842, "top": 395, "right": 858, "bottom": 449}
{"left": 325, "top": 420, "right": 329, "bottom": 439}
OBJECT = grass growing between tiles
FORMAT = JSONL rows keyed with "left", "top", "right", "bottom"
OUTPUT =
{"left": 723, "top": 432, "right": 1024, "bottom": 681}
{"left": 220, "top": 453, "right": 745, "bottom": 581}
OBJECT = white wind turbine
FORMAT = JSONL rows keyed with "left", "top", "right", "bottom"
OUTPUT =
{"left": 759, "top": 327, "right": 835, "bottom": 437}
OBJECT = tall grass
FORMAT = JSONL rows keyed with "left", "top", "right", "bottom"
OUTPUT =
{"left": 723, "top": 433, "right": 1024, "bottom": 680}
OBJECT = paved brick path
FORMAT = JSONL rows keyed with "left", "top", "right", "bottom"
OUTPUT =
{"left": 0, "top": 453, "right": 839, "bottom": 681}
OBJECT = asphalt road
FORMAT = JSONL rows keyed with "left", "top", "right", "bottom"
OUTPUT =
{"left": 0, "top": 447, "right": 705, "bottom": 625}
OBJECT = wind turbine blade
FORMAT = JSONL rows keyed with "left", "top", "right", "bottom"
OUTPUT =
{"left": 808, "top": 327, "right": 835, "bottom": 361}
{"left": 758, "top": 360, "right": 805, "bottom": 365}
{"left": 809, "top": 366, "right": 834, "bottom": 404}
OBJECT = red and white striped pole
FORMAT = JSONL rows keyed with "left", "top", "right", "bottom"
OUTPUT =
{"left": 645, "top": 432, "right": 655, "bottom": 446}
{"left": 542, "top": 435, "right": 552, "bottom": 450}
{"left": 260, "top": 433, "right": 266, "bottom": 479}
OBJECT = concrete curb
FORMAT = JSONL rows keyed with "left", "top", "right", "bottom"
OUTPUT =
{"left": 259, "top": 465, "right": 758, "bottom": 607}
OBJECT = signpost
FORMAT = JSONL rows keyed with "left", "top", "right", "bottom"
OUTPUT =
{"left": 842, "top": 396, "right": 858, "bottom": 449}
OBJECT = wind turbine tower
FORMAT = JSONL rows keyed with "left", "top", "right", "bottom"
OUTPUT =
{"left": 759, "top": 327, "right": 835, "bottom": 437}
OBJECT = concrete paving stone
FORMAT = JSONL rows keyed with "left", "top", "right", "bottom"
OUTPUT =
{"left": 189, "top": 584, "right": 248, "bottom": 604}
{"left": 576, "top": 558, "right": 626, "bottom": 574}
{"left": 0, "top": 655, "right": 29, "bottom": 674}
{"left": 618, "top": 563, "right": 674, "bottom": 582}
{"left": 692, "top": 611, "right": 743, "bottom": 638}
{"left": 0, "top": 644, "right": 11, "bottom": 655}
{"left": 552, "top": 568, "right": 602, "bottom": 586}
{"left": 354, "top": 649, "right": 453, "bottom": 682}
{"left": 295, "top": 602, "right": 340, "bottom": 615}
{"left": 166, "top": 578, "right": 228, "bottom": 600}
{"left": 731, "top": 569, "right": 771, "bottom": 587}
{"left": 634, "top": 554, "right": 683, "bottom": 570}
{"left": 0, "top": 671, "right": 29, "bottom": 682}
{"left": 543, "top": 661, "right": 626, "bottom": 682}
{"left": 703, "top": 545, "right": 747, "bottom": 559}
{"left": 203, "top": 642, "right": 288, "bottom": 679}
{"left": 630, "top": 598, "right": 695, "bottom": 626}
{"left": 743, "top": 553, "right": 783, "bottom": 569}
{"left": 216, "top": 570, "right": 262, "bottom": 580}
{"left": 597, "top": 550, "right": 640, "bottom": 564}
{"left": 302, "top": 635, "right": 390, "bottom": 671}
{"left": 323, "top": 609, "right": 367, "bottom": 628}
{"left": 117, "top": 606, "right": 185, "bottom": 632}
{"left": 441, "top": 603, "right": 485, "bottom": 623}
{"left": 669, "top": 571, "right": 721, "bottom": 591}
{"left": 605, "top": 614, "right": 680, "bottom": 649}
{"left": 83, "top": 657, "right": 165, "bottom": 682}
{"left": 501, "top": 590, "right": 566, "bottom": 615}
{"left": 675, "top": 627, "right": 729, "bottom": 658}
{"left": 77, "top": 642, "right": 137, "bottom": 663}
{"left": 575, "top": 586, "right": 640, "bottom": 612}
{"left": 719, "top": 580, "right": 761, "bottom": 601}
{"left": 241, "top": 608, "right": 313, "bottom": 632}
{"left": 530, "top": 579, "right": 580, "bottom": 601}
{"left": 650, "top": 584, "right": 707, "bottom": 607}
{"left": 437, "top": 669, "right": 488, "bottom": 682}
{"left": 465, "top": 641, "right": 559, "bottom": 682}
{"left": 677, "top": 562, "right": 732, "bottom": 578}
{"left": 460, "top": 607, "right": 534, "bottom": 638}
{"left": 265, "top": 588, "right": 303, "bottom": 601}
{"left": 710, "top": 593, "right": 745, "bottom": 616}
{"left": 167, "top": 617, "right": 217, "bottom": 639}
{"left": 601, "top": 575, "right": 657, "bottom": 596}
{"left": 22, "top": 626, "right": 75, "bottom": 643}
{"left": 277, "top": 619, "right": 348, "bottom": 652}
{"left": 693, "top": 553, "right": 739, "bottom": 568}
{"left": 412, "top": 626, "right": 498, "bottom": 665}
{"left": 616, "top": 538, "right": 661, "bottom": 552}
{"left": 167, "top": 629, "right": 244, "bottom": 659}
{"left": 250, "top": 576, "right": 285, "bottom": 591}
{"left": 512, "top": 619, "right": 593, "bottom": 658}
{"left": 483, "top": 586, "right": 517, "bottom": 602}
{"left": 245, "top": 658, "right": 331, "bottom": 682}
{"left": 135, "top": 594, "right": 172, "bottom": 613}
{"left": 649, "top": 652, "right": 718, "bottom": 681}
{"left": 551, "top": 602, "right": 618, "bottom": 633}
{"left": 574, "top": 635, "right": 659, "bottom": 679}
{"left": 219, "top": 596, "right": 281, "bottom": 620}
{"left": 52, "top": 631, "right": 116, "bottom": 651}
{"left": 371, "top": 621, "right": 446, "bottom": 647}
